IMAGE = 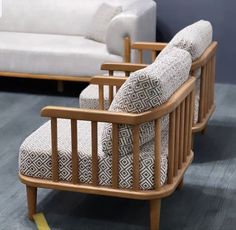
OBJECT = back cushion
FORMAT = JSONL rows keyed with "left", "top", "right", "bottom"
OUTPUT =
{"left": 160, "top": 20, "right": 213, "bottom": 61}
{"left": 0, "top": 0, "right": 134, "bottom": 36}
{"left": 102, "top": 47, "right": 192, "bottom": 156}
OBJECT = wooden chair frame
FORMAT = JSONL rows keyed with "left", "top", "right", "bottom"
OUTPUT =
{"left": 101, "top": 37, "right": 217, "bottom": 133}
{"left": 19, "top": 76, "right": 196, "bottom": 230}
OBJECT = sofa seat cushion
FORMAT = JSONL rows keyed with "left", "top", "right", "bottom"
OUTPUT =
{"left": 0, "top": 32, "right": 122, "bottom": 76}
{"left": 19, "top": 119, "right": 168, "bottom": 190}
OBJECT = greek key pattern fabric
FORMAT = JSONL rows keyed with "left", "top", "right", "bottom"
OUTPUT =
{"left": 102, "top": 47, "right": 192, "bottom": 156}
{"left": 19, "top": 119, "right": 168, "bottom": 190}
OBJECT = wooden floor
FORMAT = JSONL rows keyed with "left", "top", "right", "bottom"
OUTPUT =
{"left": 0, "top": 80, "right": 236, "bottom": 230}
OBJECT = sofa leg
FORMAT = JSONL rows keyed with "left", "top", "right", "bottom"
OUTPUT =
{"left": 201, "top": 126, "right": 207, "bottom": 135}
{"left": 177, "top": 177, "right": 184, "bottom": 190}
{"left": 150, "top": 199, "right": 161, "bottom": 230}
{"left": 26, "top": 186, "right": 37, "bottom": 220}
{"left": 57, "top": 81, "right": 64, "bottom": 93}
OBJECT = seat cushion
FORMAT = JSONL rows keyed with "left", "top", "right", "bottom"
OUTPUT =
{"left": 160, "top": 20, "right": 213, "bottom": 61}
{"left": 102, "top": 47, "right": 192, "bottom": 156}
{"left": 0, "top": 32, "right": 122, "bottom": 76}
{"left": 19, "top": 119, "right": 168, "bottom": 190}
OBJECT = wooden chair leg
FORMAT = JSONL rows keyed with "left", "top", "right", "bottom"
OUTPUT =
{"left": 26, "top": 186, "right": 37, "bottom": 220}
{"left": 201, "top": 126, "right": 207, "bottom": 135}
{"left": 57, "top": 80, "right": 64, "bottom": 93}
{"left": 177, "top": 177, "right": 184, "bottom": 190}
{"left": 150, "top": 199, "right": 161, "bottom": 230}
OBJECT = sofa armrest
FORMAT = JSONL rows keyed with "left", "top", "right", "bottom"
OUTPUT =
{"left": 106, "top": 1, "right": 156, "bottom": 57}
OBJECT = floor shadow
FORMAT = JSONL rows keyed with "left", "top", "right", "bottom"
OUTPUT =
{"left": 0, "top": 78, "right": 88, "bottom": 97}
{"left": 193, "top": 123, "right": 236, "bottom": 163}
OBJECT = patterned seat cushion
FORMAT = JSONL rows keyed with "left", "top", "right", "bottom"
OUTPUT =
{"left": 102, "top": 47, "right": 192, "bottom": 156}
{"left": 160, "top": 20, "right": 213, "bottom": 61}
{"left": 79, "top": 71, "right": 125, "bottom": 110}
{"left": 79, "top": 84, "right": 112, "bottom": 110}
{"left": 19, "top": 119, "right": 168, "bottom": 190}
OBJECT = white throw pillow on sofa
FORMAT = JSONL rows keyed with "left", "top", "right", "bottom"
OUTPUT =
{"left": 102, "top": 47, "right": 192, "bottom": 156}
{"left": 86, "top": 3, "right": 122, "bottom": 43}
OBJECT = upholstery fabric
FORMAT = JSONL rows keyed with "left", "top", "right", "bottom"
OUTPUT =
{"left": 86, "top": 3, "right": 122, "bottom": 43}
{"left": 79, "top": 84, "right": 112, "bottom": 110}
{"left": 0, "top": 0, "right": 142, "bottom": 36}
{"left": 159, "top": 20, "right": 213, "bottom": 61}
{"left": 106, "top": 0, "right": 156, "bottom": 57}
{"left": 19, "top": 119, "right": 168, "bottom": 190}
{"left": 102, "top": 47, "right": 192, "bottom": 156}
{"left": 0, "top": 32, "right": 122, "bottom": 76}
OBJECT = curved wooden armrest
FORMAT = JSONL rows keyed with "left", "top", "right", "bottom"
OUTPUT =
{"left": 191, "top": 41, "right": 218, "bottom": 71}
{"left": 41, "top": 106, "right": 138, "bottom": 125}
{"left": 90, "top": 76, "right": 128, "bottom": 86}
{"left": 101, "top": 63, "right": 147, "bottom": 72}
{"left": 131, "top": 42, "right": 168, "bottom": 51}
{"left": 41, "top": 77, "right": 195, "bottom": 125}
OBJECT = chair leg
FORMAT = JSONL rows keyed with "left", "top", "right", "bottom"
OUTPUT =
{"left": 201, "top": 126, "right": 207, "bottom": 135}
{"left": 177, "top": 177, "right": 184, "bottom": 190}
{"left": 57, "top": 81, "right": 64, "bottom": 93}
{"left": 150, "top": 199, "right": 161, "bottom": 230}
{"left": 26, "top": 186, "right": 37, "bottom": 220}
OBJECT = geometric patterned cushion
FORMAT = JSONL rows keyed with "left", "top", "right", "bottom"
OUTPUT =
{"left": 102, "top": 47, "right": 192, "bottom": 156}
{"left": 19, "top": 119, "right": 168, "bottom": 190}
{"left": 79, "top": 72, "right": 125, "bottom": 110}
{"left": 79, "top": 84, "right": 111, "bottom": 110}
{"left": 160, "top": 20, "right": 213, "bottom": 61}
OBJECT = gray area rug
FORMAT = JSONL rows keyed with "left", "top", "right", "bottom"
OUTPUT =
{"left": 0, "top": 83, "right": 235, "bottom": 230}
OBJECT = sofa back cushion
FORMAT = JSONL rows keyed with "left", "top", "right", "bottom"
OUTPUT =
{"left": 0, "top": 0, "right": 140, "bottom": 36}
{"left": 161, "top": 20, "right": 213, "bottom": 61}
{"left": 102, "top": 47, "right": 192, "bottom": 156}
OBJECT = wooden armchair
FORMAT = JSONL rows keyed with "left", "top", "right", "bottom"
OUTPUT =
{"left": 101, "top": 38, "right": 217, "bottom": 133}
{"left": 19, "top": 74, "right": 195, "bottom": 230}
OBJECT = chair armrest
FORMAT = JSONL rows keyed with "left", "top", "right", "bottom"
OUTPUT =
{"left": 106, "top": 1, "right": 156, "bottom": 57}
{"left": 101, "top": 63, "right": 147, "bottom": 73}
{"left": 41, "top": 106, "right": 139, "bottom": 125}
{"left": 90, "top": 76, "right": 127, "bottom": 87}
{"left": 132, "top": 42, "right": 168, "bottom": 51}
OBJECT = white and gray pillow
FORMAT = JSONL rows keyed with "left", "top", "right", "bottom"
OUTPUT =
{"left": 159, "top": 20, "right": 213, "bottom": 61}
{"left": 86, "top": 3, "right": 122, "bottom": 43}
{"left": 102, "top": 47, "right": 192, "bottom": 156}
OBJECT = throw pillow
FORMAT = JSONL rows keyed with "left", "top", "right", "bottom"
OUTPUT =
{"left": 102, "top": 47, "right": 192, "bottom": 156}
{"left": 86, "top": 3, "right": 122, "bottom": 43}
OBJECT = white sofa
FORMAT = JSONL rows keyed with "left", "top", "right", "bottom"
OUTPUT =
{"left": 0, "top": 0, "right": 156, "bottom": 83}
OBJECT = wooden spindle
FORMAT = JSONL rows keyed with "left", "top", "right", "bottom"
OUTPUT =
{"left": 199, "top": 66, "right": 206, "bottom": 121}
{"left": 168, "top": 111, "right": 175, "bottom": 184}
{"left": 188, "top": 91, "right": 195, "bottom": 154}
{"left": 179, "top": 102, "right": 185, "bottom": 169}
{"left": 154, "top": 119, "right": 161, "bottom": 189}
{"left": 138, "top": 49, "right": 143, "bottom": 63}
{"left": 51, "top": 118, "right": 59, "bottom": 182}
{"left": 132, "top": 125, "right": 140, "bottom": 190}
{"left": 124, "top": 36, "right": 131, "bottom": 62}
{"left": 91, "top": 122, "right": 98, "bottom": 186}
{"left": 112, "top": 124, "right": 119, "bottom": 188}
{"left": 71, "top": 119, "right": 78, "bottom": 184}
{"left": 183, "top": 97, "right": 190, "bottom": 162}
{"left": 109, "top": 70, "right": 114, "bottom": 105}
{"left": 174, "top": 106, "right": 180, "bottom": 176}
{"left": 125, "top": 71, "right": 130, "bottom": 77}
{"left": 151, "top": 50, "right": 157, "bottom": 62}
{"left": 98, "top": 85, "right": 104, "bottom": 110}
